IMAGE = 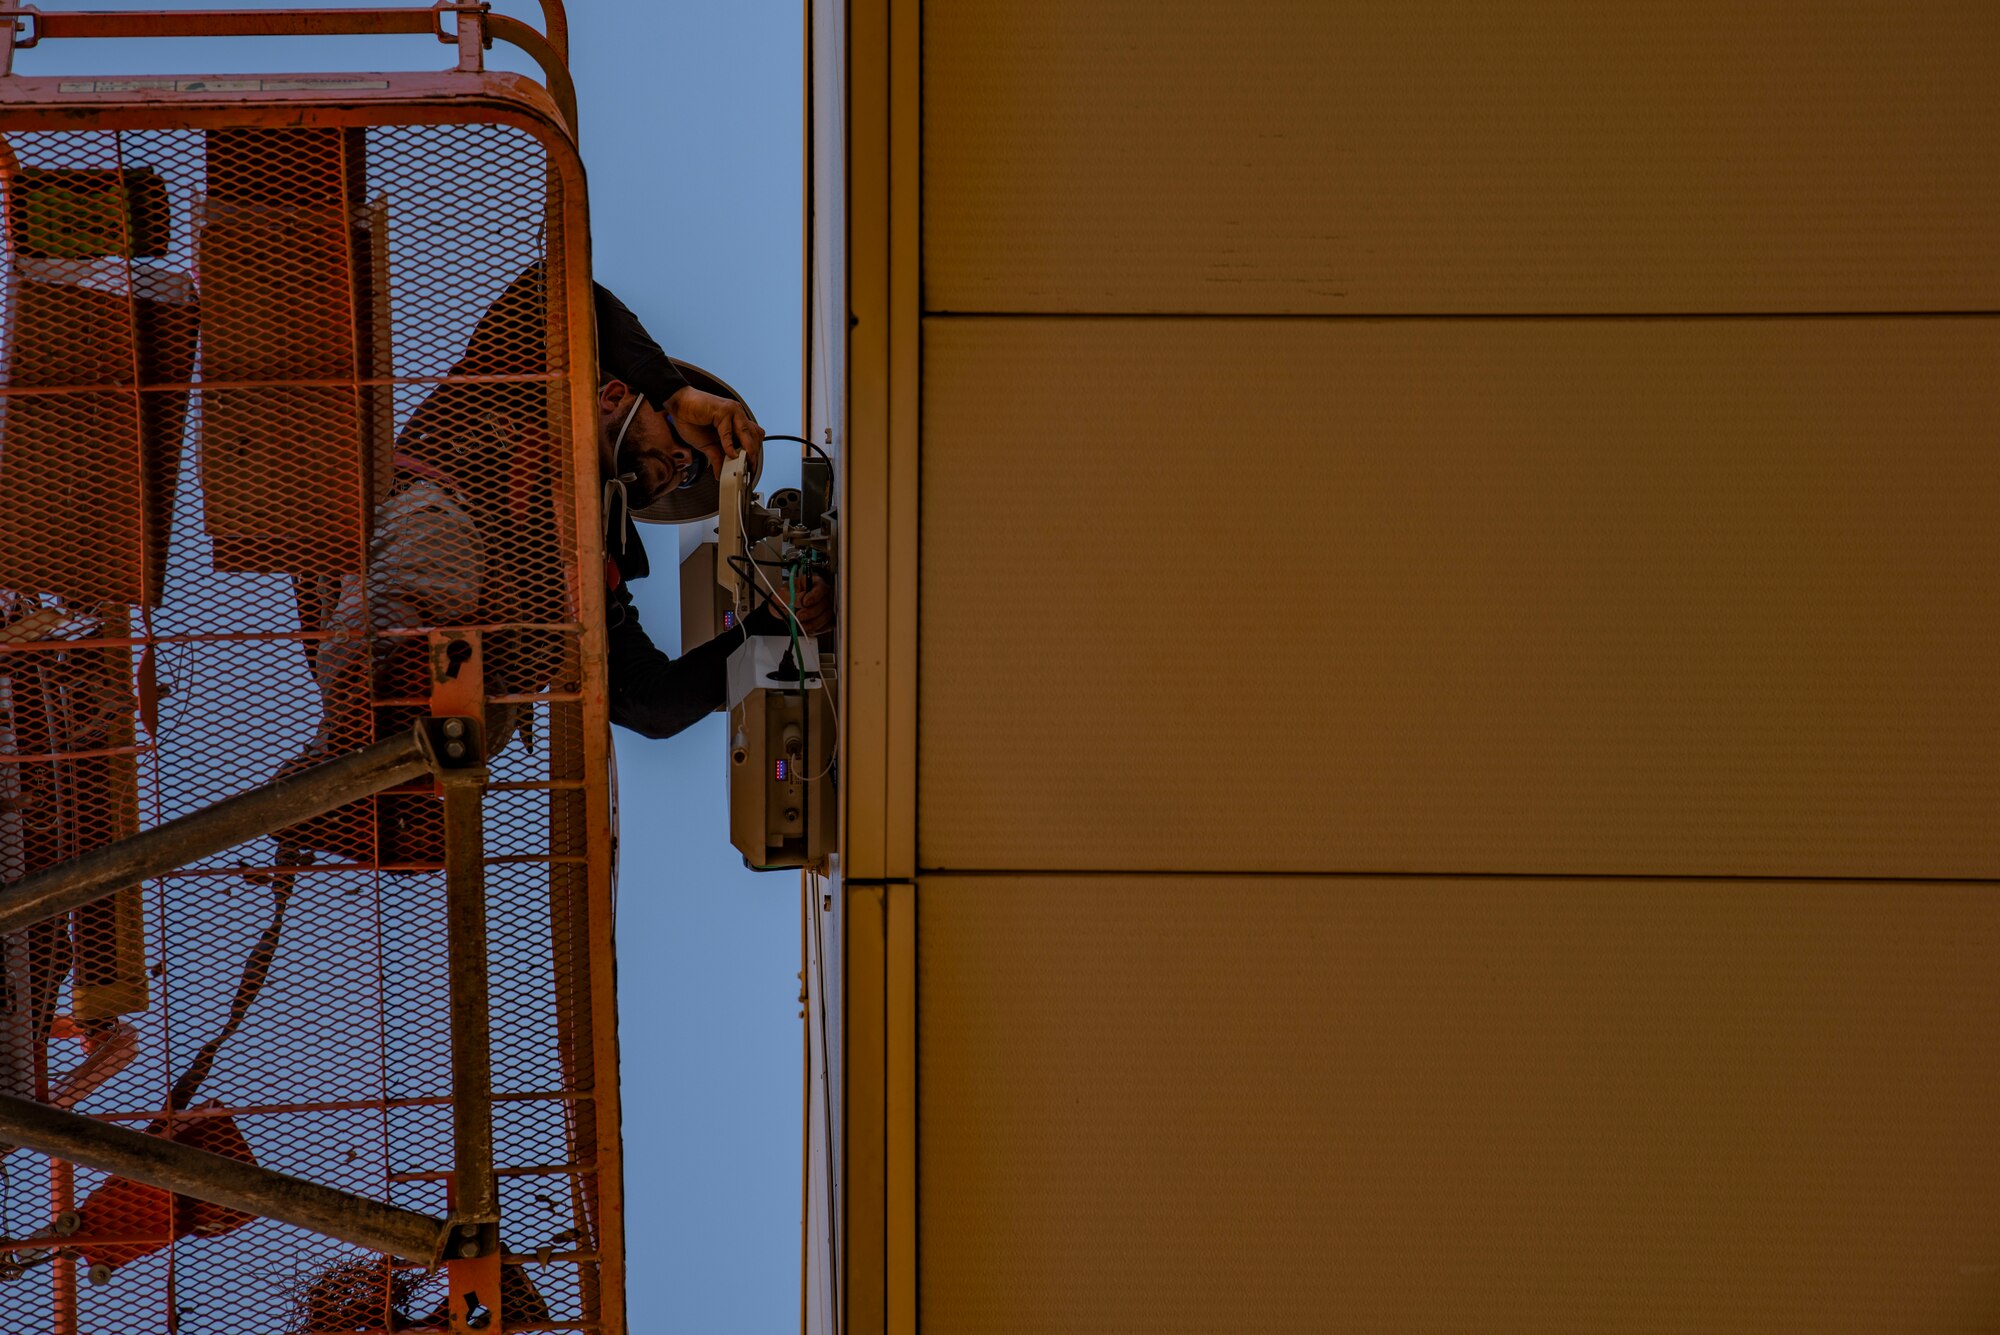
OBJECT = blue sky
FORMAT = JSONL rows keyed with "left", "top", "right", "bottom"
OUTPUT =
{"left": 14, "top": 3, "right": 805, "bottom": 1329}
{"left": 571, "top": 4, "right": 806, "bottom": 1332}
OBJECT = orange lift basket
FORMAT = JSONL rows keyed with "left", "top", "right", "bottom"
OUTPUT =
{"left": 0, "top": 4, "right": 623, "bottom": 1332}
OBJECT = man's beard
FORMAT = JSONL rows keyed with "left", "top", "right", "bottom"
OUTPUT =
{"left": 621, "top": 472, "right": 664, "bottom": 510}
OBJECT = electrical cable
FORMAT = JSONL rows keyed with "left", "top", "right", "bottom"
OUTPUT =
{"left": 791, "top": 554, "right": 839, "bottom": 785}
{"left": 735, "top": 482, "right": 841, "bottom": 791}
{"left": 754, "top": 438, "right": 841, "bottom": 775}
{"left": 782, "top": 557, "right": 840, "bottom": 785}
{"left": 737, "top": 486, "right": 811, "bottom": 642}
{"left": 804, "top": 26, "right": 847, "bottom": 1322}
{"left": 734, "top": 490, "right": 809, "bottom": 801}
{"left": 784, "top": 563, "right": 809, "bottom": 798}
{"left": 806, "top": 869, "right": 839, "bottom": 1333}
{"left": 756, "top": 432, "right": 836, "bottom": 473}
{"left": 724, "top": 554, "right": 826, "bottom": 648}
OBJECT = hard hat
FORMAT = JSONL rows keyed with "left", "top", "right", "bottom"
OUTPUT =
{"left": 629, "top": 357, "right": 763, "bottom": 525}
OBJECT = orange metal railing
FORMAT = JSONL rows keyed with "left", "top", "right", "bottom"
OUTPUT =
{"left": 0, "top": 6, "right": 619, "bottom": 1332}
{"left": 0, "top": 4, "right": 580, "bottom": 133}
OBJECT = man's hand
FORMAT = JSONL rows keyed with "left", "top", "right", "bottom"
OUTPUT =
{"left": 773, "top": 573, "right": 835, "bottom": 637}
{"left": 666, "top": 386, "right": 764, "bottom": 475}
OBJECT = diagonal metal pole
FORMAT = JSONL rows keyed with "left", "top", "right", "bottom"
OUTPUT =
{"left": 0, "top": 1093, "right": 450, "bottom": 1261}
{"left": 0, "top": 727, "right": 435, "bottom": 937}
{"left": 0, "top": 718, "right": 484, "bottom": 1262}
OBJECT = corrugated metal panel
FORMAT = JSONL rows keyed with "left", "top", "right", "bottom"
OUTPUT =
{"left": 923, "top": 1, "right": 2000, "bottom": 315}
{"left": 919, "top": 874, "right": 2000, "bottom": 1334}
{"left": 918, "top": 316, "right": 1999, "bottom": 877}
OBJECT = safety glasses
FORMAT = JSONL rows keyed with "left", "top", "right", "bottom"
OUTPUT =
{"left": 665, "top": 417, "right": 709, "bottom": 491}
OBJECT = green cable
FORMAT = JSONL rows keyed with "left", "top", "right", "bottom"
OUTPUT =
{"left": 786, "top": 562, "right": 806, "bottom": 795}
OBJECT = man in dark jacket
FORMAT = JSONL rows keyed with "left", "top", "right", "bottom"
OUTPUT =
{"left": 311, "top": 269, "right": 830, "bottom": 758}
{"left": 590, "top": 283, "right": 832, "bottom": 738}
{"left": 281, "top": 269, "right": 825, "bottom": 866}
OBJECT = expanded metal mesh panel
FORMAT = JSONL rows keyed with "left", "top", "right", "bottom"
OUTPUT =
{"left": 0, "top": 111, "right": 611, "bottom": 1333}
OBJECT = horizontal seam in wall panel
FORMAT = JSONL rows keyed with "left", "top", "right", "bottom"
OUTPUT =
{"left": 915, "top": 867, "right": 2000, "bottom": 886}
{"left": 920, "top": 309, "right": 2000, "bottom": 322}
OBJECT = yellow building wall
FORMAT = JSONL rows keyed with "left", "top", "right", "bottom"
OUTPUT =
{"left": 840, "top": 1, "right": 2000, "bottom": 1330}
{"left": 921, "top": 317, "right": 1999, "bottom": 878}
{"left": 922, "top": 2, "right": 2000, "bottom": 315}
{"left": 920, "top": 877, "right": 2000, "bottom": 1333}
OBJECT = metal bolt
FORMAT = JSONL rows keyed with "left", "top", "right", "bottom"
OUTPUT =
{"left": 442, "top": 718, "right": 467, "bottom": 740}
{"left": 457, "top": 1240, "right": 481, "bottom": 1259}
{"left": 87, "top": 1263, "right": 112, "bottom": 1287}
{"left": 52, "top": 1211, "right": 80, "bottom": 1237}
{"left": 457, "top": 1222, "right": 480, "bottom": 1239}
{"left": 784, "top": 808, "right": 800, "bottom": 823}
{"left": 444, "top": 741, "right": 467, "bottom": 760}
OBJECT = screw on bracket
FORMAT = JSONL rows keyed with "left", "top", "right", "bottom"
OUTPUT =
{"left": 416, "top": 717, "right": 485, "bottom": 776}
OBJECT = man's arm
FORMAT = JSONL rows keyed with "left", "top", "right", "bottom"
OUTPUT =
{"left": 595, "top": 281, "right": 765, "bottom": 469}
{"left": 605, "top": 581, "right": 831, "bottom": 740}
{"left": 605, "top": 584, "right": 743, "bottom": 741}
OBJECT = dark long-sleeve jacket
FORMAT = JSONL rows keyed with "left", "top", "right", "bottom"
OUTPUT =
{"left": 594, "top": 283, "right": 691, "bottom": 408}
{"left": 408, "top": 265, "right": 732, "bottom": 740}
{"left": 602, "top": 514, "right": 781, "bottom": 740}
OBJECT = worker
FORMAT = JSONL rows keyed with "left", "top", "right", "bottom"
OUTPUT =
{"left": 590, "top": 282, "right": 835, "bottom": 739}
{"left": 282, "top": 269, "right": 828, "bottom": 861}
{"left": 322, "top": 269, "right": 830, "bottom": 739}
